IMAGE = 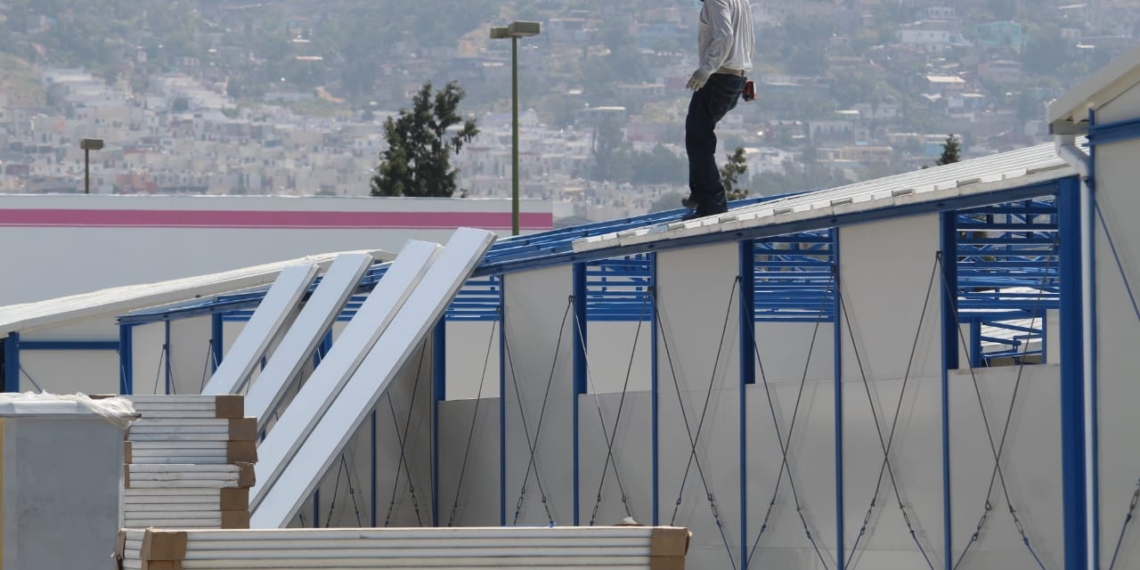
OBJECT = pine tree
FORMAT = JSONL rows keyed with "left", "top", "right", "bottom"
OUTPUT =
{"left": 936, "top": 134, "right": 961, "bottom": 166}
{"left": 721, "top": 147, "right": 750, "bottom": 201}
{"left": 370, "top": 81, "right": 479, "bottom": 197}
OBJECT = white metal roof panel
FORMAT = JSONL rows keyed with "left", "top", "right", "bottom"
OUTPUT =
{"left": 573, "top": 141, "right": 1077, "bottom": 254}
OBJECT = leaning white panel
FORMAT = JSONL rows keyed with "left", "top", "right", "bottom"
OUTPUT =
{"left": 202, "top": 264, "right": 319, "bottom": 396}
{"left": 250, "top": 227, "right": 496, "bottom": 528}
{"left": 248, "top": 240, "right": 443, "bottom": 510}
{"left": 243, "top": 253, "right": 374, "bottom": 427}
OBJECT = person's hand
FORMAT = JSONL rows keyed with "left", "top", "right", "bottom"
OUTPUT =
{"left": 686, "top": 69, "right": 710, "bottom": 91}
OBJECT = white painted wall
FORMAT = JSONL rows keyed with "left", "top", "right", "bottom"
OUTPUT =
{"left": 1089, "top": 90, "right": 1140, "bottom": 567}
{"left": 438, "top": 397, "right": 502, "bottom": 527}
{"left": 838, "top": 215, "right": 945, "bottom": 567}
{"left": 0, "top": 194, "right": 551, "bottom": 306}
{"left": 445, "top": 320, "right": 500, "bottom": 400}
{"left": 586, "top": 321, "right": 652, "bottom": 394}
{"left": 501, "top": 266, "right": 576, "bottom": 526}
{"left": 654, "top": 242, "right": 742, "bottom": 569}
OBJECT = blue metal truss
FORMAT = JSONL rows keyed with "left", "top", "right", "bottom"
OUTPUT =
{"left": 955, "top": 196, "right": 1060, "bottom": 363}
{"left": 117, "top": 194, "right": 1063, "bottom": 351}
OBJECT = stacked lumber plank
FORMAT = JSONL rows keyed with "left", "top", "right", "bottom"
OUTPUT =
{"left": 116, "top": 526, "right": 692, "bottom": 569}
{"left": 117, "top": 395, "right": 257, "bottom": 530}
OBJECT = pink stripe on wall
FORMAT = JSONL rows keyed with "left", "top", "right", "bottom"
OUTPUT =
{"left": 0, "top": 209, "right": 554, "bottom": 230}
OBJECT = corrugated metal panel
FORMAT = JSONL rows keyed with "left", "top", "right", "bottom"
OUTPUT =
{"left": 117, "top": 526, "right": 692, "bottom": 569}
{"left": 573, "top": 141, "right": 1080, "bottom": 253}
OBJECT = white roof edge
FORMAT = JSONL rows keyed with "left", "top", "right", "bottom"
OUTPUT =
{"left": 572, "top": 161, "right": 1074, "bottom": 254}
{"left": 1048, "top": 42, "right": 1140, "bottom": 132}
{"left": 0, "top": 249, "right": 393, "bottom": 335}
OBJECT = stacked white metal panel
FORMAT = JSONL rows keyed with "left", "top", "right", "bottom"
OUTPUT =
{"left": 250, "top": 227, "right": 497, "bottom": 528}
{"left": 116, "top": 526, "right": 692, "bottom": 569}
{"left": 119, "top": 395, "right": 256, "bottom": 529}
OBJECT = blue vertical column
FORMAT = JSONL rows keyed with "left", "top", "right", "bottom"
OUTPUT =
{"left": 649, "top": 252, "right": 660, "bottom": 526}
{"left": 738, "top": 240, "right": 756, "bottom": 569}
{"left": 832, "top": 228, "right": 845, "bottom": 565}
{"left": 939, "top": 211, "right": 959, "bottom": 570}
{"left": 118, "top": 325, "right": 133, "bottom": 394}
{"left": 164, "top": 320, "right": 173, "bottom": 394}
{"left": 432, "top": 317, "right": 447, "bottom": 527}
{"left": 1059, "top": 175, "right": 1088, "bottom": 570}
{"left": 211, "top": 313, "right": 224, "bottom": 373}
{"left": 571, "top": 262, "right": 588, "bottom": 526}
{"left": 498, "top": 279, "right": 508, "bottom": 526}
{"left": 370, "top": 410, "right": 377, "bottom": 527}
{"left": 3, "top": 333, "right": 19, "bottom": 393}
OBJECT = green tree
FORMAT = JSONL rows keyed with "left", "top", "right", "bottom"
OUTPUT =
{"left": 370, "top": 81, "right": 479, "bottom": 198}
{"left": 936, "top": 134, "right": 961, "bottom": 166}
{"left": 721, "top": 147, "right": 750, "bottom": 200}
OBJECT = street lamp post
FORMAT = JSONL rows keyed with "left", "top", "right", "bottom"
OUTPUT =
{"left": 490, "top": 21, "right": 540, "bottom": 236}
{"left": 80, "top": 138, "right": 104, "bottom": 195}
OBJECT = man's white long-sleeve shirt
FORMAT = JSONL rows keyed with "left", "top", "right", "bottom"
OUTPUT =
{"left": 697, "top": 0, "right": 754, "bottom": 75}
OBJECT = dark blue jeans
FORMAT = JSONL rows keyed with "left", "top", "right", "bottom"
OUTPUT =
{"left": 685, "top": 73, "right": 745, "bottom": 215}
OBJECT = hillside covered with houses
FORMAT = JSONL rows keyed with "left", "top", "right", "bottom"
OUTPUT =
{"left": 0, "top": 0, "right": 1135, "bottom": 222}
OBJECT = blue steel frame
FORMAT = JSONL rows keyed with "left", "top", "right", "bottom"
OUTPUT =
{"left": 432, "top": 318, "right": 446, "bottom": 527}
{"left": 1, "top": 333, "right": 122, "bottom": 393}
{"left": 498, "top": 282, "right": 508, "bottom": 527}
{"left": 649, "top": 252, "right": 660, "bottom": 527}
{"left": 832, "top": 228, "right": 846, "bottom": 566}
{"left": 940, "top": 210, "right": 958, "bottom": 570}
{"left": 738, "top": 239, "right": 755, "bottom": 569}
{"left": 1058, "top": 175, "right": 1088, "bottom": 569}
{"left": 572, "top": 262, "right": 588, "bottom": 526}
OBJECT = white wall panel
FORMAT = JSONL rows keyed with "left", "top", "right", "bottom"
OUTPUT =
{"left": 838, "top": 214, "right": 944, "bottom": 567}
{"left": 586, "top": 321, "right": 651, "bottom": 394}
{"left": 501, "top": 266, "right": 575, "bottom": 526}
{"left": 445, "top": 320, "right": 500, "bottom": 400}
{"left": 0, "top": 194, "right": 550, "bottom": 306}
{"left": 947, "top": 365, "right": 1064, "bottom": 569}
{"left": 745, "top": 373, "right": 838, "bottom": 567}
{"left": 370, "top": 337, "right": 435, "bottom": 527}
{"left": 654, "top": 242, "right": 741, "bottom": 569}
{"left": 131, "top": 322, "right": 166, "bottom": 396}
{"left": 1089, "top": 135, "right": 1140, "bottom": 566}
{"left": 168, "top": 316, "right": 213, "bottom": 395}
{"left": 577, "top": 392, "right": 653, "bottom": 527}
{"left": 437, "top": 398, "right": 501, "bottom": 527}
{"left": 755, "top": 322, "right": 835, "bottom": 385}
{"left": 18, "top": 350, "right": 118, "bottom": 395}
